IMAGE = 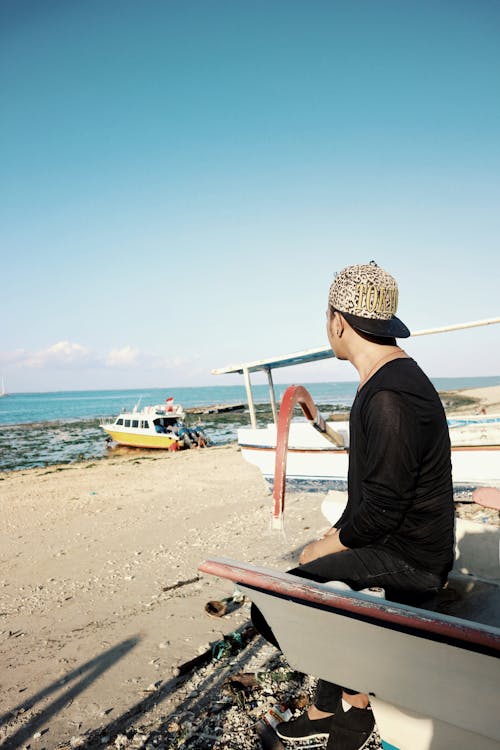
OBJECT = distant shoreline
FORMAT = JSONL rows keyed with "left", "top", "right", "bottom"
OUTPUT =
{"left": 330, "top": 384, "right": 500, "bottom": 422}
{"left": 439, "top": 384, "right": 500, "bottom": 414}
{"left": 2, "top": 375, "right": 499, "bottom": 399}
{"left": 1, "top": 383, "right": 499, "bottom": 473}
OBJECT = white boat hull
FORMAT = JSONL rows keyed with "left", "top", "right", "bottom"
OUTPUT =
{"left": 246, "top": 585, "right": 498, "bottom": 749}
{"left": 199, "top": 557, "right": 500, "bottom": 750}
{"left": 239, "top": 422, "right": 500, "bottom": 488}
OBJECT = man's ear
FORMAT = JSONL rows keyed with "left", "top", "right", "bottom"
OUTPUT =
{"left": 332, "top": 310, "right": 344, "bottom": 338}
{"left": 327, "top": 308, "right": 342, "bottom": 338}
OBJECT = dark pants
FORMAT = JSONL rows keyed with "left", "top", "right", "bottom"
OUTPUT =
{"left": 251, "top": 545, "right": 443, "bottom": 712}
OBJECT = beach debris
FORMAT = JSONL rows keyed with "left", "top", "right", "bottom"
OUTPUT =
{"left": 144, "top": 681, "right": 162, "bottom": 693}
{"left": 255, "top": 704, "right": 292, "bottom": 749}
{"left": 204, "top": 590, "right": 247, "bottom": 618}
{"left": 8, "top": 629, "right": 25, "bottom": 638}
{"left": 232, "top": 586, "right": 245, "bottom": 602}
{"left": 211, "top": 630, "right": 245, "bottom": 661}
{"left": 113, "top": 735, "right": 129, "bottom": 749}
{"left": 46, "top": 648, "right": 382, "bottom": 750}
{"left": 204, "top": 598, "right": 228, "bottom": 617}
{"left": 221, "top": 672, "right": 262, "bottom": 709}
{"left": 224, "top": 672, "right": 260, "bottom": 691}
{"left": 161, "top": 576, "right": 200, "bottom": 593}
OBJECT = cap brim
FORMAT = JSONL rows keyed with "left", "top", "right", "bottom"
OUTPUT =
{"left": 341, "top": 311, "right": 411, "bottom": 339}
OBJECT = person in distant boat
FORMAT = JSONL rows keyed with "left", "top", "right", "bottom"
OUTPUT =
{"left": 251, "top": 262, "right": 455, "bottom": 750}
{"left": 171, "top": 422, "right": 192, "bottom": 447}
{"left": 190, "top": 424, "right": 208, "bottom": 447}
{"left": 164, "top": 421, "right": 204, "bottom": 448}
{"left": 194, "top": 420, "right": 209, "bottom": 447}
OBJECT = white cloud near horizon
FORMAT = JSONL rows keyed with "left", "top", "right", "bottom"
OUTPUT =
{"left": 0, "top": 341, "right": 197, "bottom": 372}
{"left": 105, "top": 345, "right": 140, "bottom": 368}
{"left": 0, "top": 341, "right": 92, "bottom": 369}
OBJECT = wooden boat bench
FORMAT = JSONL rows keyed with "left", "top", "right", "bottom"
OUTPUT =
{"left": 198, "top": 557, "right": 500, "bottom": 750}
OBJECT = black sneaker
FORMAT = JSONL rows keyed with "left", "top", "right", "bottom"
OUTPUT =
{"left": 325, "top": 705, "right": 375, "bottom": 750}
{"left": 276, "top": 711, "right": 336, "bottom": 741}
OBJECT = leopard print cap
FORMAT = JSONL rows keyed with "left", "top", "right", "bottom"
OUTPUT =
{"left": 328, "top": 262, "right": 399, "bottom": 321}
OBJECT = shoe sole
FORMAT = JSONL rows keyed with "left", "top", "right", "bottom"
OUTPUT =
{"left": 326, "top": 730, "right": 374, "bottom": 750}
{"left": 276, "top": 730, "right": 331, "bottom": 742}
{"left": 358, "top": 732, "right": 374, "bottom": 750}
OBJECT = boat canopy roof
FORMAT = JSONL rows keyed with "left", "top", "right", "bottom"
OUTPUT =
{"left": 212, "top": 345, "right": 333, "bottom": 376}
{"left": 212, "top": 317, "right": 500, "bottom": 377}
{"left": 212, "top": 317, "right": 500, "bottom": 428}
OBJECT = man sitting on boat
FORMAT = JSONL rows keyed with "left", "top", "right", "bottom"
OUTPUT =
{"left": 252, "top": 262, "right": 455, "bottom": 750}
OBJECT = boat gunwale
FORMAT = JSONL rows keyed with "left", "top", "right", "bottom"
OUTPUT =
{"left": 239, "top": 443, "right": 349, "bottom": 454}
{"left": 199, "top": 557, "right": 500, "bottom": 655}
{"left": 239, "top": 442, "right": 500, "bottom": 453}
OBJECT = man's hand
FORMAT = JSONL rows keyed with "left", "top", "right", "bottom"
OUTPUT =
{"left": 299, "top": 529, "right": 347, "bottom": 565}
{"left": 322, "top": 526, "right": 338, "bottom": 537}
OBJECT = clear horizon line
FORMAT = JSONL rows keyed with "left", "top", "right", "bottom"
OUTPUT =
{"left": 4, "top": 374, "right": 500, "bottom": 397}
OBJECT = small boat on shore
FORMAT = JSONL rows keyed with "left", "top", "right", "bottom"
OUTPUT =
{"left": 447, "top": 413, "right": 500, "bottom": 447}
{"left": 101, "top": 398, "right": 187, "bottom": 450}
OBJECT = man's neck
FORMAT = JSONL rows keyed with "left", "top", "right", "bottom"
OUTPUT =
{"left": 352, "top": 344, "right": 407, "bottom": 390}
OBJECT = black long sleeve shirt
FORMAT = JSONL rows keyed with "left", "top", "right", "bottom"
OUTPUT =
{"left": 336, "top": 358, "right": 455, "bottom": 579}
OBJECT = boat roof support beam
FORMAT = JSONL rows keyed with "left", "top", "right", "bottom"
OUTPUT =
{"left": 265, "top": 368, "right": 278, "bottom": 424}
{"left": 243, "top": 366, "right": 257, "bottom": 429}
{"left": 213, "top": 318, "right": 500, "bottom": 377}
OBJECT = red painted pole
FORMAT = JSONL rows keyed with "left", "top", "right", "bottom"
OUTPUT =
{"left": 272, "top": 385, "right": 318, "bottom": 527}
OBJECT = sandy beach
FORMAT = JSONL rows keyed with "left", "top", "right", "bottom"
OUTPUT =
{"left": 1, "top": 384, "right": 499, "bottom": 749}
{"left": 441, "top": 384, "right": 500, "bottom": 414}
{"left": 0, "top": 445, "right": 330, "bottom": 749}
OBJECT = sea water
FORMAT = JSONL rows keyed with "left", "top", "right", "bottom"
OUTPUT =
{"left": 1, "top": 377, "right": 499, "bottom": 472}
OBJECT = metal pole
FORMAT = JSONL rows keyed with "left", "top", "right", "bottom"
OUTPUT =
{"left": 243, "top": 366, "right": 256, "bottom": 429}
{"left": 266, "top": 368, "right": 278, "bottom": 424}
{"left": 412, "top": 317, "right": 500, "bottom": 337}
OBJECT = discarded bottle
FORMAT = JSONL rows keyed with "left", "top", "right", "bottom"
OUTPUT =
{"left": 255, "top": 704, "right": 292, "bottom": 750}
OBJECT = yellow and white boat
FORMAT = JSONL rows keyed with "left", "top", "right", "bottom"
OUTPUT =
{"left": 101, "top": 398, "right": 186, "bottom": 450}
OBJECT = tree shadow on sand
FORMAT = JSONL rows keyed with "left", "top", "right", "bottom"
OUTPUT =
{"left": 0, "top": 637, "right": 139, "bottom": 750}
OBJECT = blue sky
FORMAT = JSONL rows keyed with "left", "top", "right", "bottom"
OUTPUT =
{"left": 1, "top": 0, "right": 499, "bottom": 391}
